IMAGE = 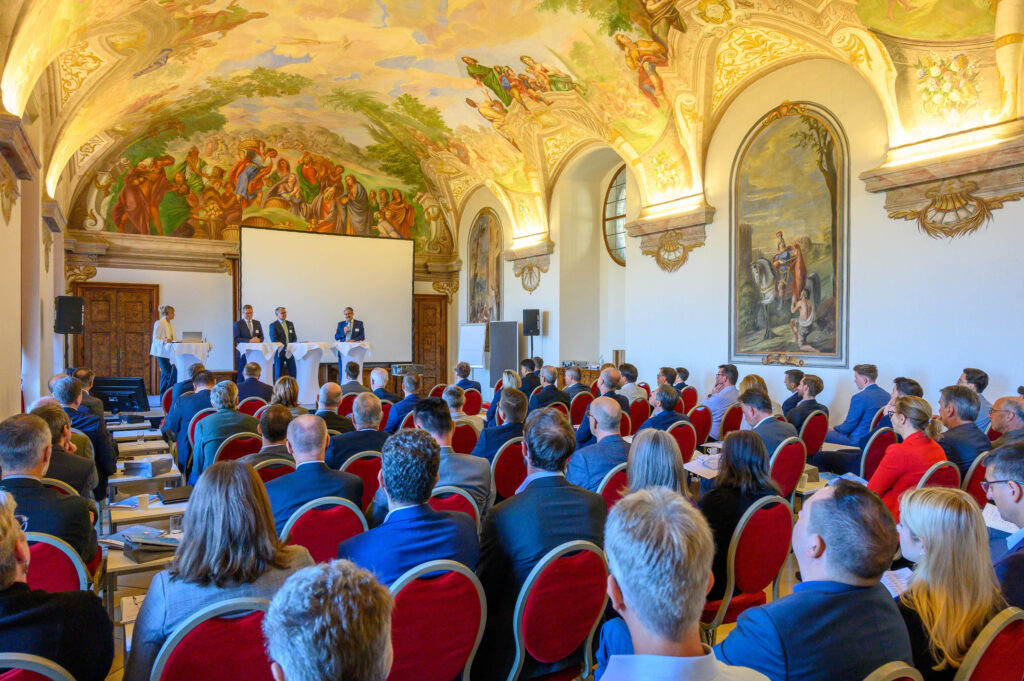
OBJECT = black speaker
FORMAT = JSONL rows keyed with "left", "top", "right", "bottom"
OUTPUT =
{"left": 523, "top": 309, "right": 540, "bottom": 337}
{"left": 54, "top": 296, "right": 85, "bottom": 334}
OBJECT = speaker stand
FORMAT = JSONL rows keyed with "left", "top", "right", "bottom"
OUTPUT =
{"left": 529, "top": 335, "right": 533, "bottom": 362}
{"left": 63, "top": 333, "right": 69, "bottom": 373}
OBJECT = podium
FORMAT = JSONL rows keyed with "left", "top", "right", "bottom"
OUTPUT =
{"left": 335, "top": 341, "right": 373, "bottom": 385}
{"left": 287, "top": 342, "right": 337, "bottom": 405}
{"left": 165, "top": 342, "right": 213, "bottom": 378}
{"left": 236, "top": 342, "right": 283, "bottom": 386}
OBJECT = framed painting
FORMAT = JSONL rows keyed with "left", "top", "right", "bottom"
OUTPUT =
{"left": 467, "top": 208, "right": 503, "bottom": 324}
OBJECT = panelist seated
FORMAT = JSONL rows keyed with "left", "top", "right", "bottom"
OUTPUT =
{"left": 239, "top": 405, "right": 294, "bottom": 468}
{"left": 313, "top": 383, "right": 355, "bottom": 434}
{"left": 339, "top": 361, "right": 370, "bottom": 397}
{"left": 233, "top": 304, "right": 264, "bottom": 381}
{"left": 528, "top": 365, "right": 570, "bottom": 413}
{"left": 636, "top": 384, "right": 688, "bottom": 433}
{"left": 472, "top": 388, "right": 527, "bottom": 463}
{"left": 825, "top": 363, "right": 890, "bottom": 447}
{"left": 236, "top": 362, "right": 274, "bottom": 403}
{"left": 370, "top": 367, "right": 400, "bottom": 404}
{"left": 268, "top": 306, "right": 297, "bottom": 379}
{"left": 567, "top": 397, "right": 631, "bottom": 492}
{"left": 454, "top": 361, "right": 482, "bottom": 393}
{"left": 191, "top": 381, "right": 260, "bottom": 483}
{"left": 326, "top": 393, "right": 389, "bottom": 470}
{"left": 162, "top": 370, "right": 215, "bottom": 471}
{"left": 334, "top": 306, "right": 365, "bottom": 342}
{"left": 786, "top": 374, "right": 829, "bottom": 432}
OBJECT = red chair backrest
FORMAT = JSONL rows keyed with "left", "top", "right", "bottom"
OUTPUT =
{"left": 340, "top": 453, "right": 383, "bottom": 509}
{"left": 26, "top": 535, "right": 86, "bottom": 592}
{"left": 618, "top": 413, "right": 631, "bottom": 437}
{"left": 379, "top": 401, "right": 392, "bottom": 431}
{"left": 569, "top": 393, "right": 593, "bottom": 426}
{"left": 283, "top": 498, "right": 367, "bottom": 563}
{"left": 40, "top": 479, "right": 74, "bottom": 496}
{"left": 597, "top": 465, "right": 628, "bottom": 510}
{"left": 688, "top": 405, "right": 712, "bottom": 445}
{"left": 253, "top": 459, "right": 295, "bottom": 484}
{"left": 162, "top": 388, "right": 173, "bottom": 413}
{"left": 399, "top": 411, "right": 416, "bottom": 430}
{"left": 917, "top": 461, "right": 961, "bottom": 489}
{"left": 156, "top": 605, "right": 273, "bottom": 681}
{"left": 769, "top": 438, "right": 806, "bottom": 498}
{"left": 213, "top": 434, "right": 262, "bottom": 463}
{"left": 429, "top": 384, "right": 447, "bottom": 398}
{"left": 628, "top": 400, "right": 649, "bottom": 435}
{"left": 963, "top": 454, "right": 989, "bottom": 508}
{"left": 428, "top": 487, "right": 479, "bottom": 528}
{"left": 494, "top": 378, "right": 504, "bottom": 393}
{"left": 549, "top": 402, "right": 568, "bottom": 418}
{"left": 637, "top": 382, "right": 651, "bottom": 397}
{"left": 731, "top": 498, "right": 793, "bottom": 595}
{"left": 667, "top": 421, "right": 698, "bottom": 464}
{"left": 672, "top": 399, "right": 684, "bottom": 414}
{"left": 987, "top": 426, "right": 1003, "bottom": 442}
{"left": 188, "top": 408, "right": 216, "bottom": 446}
{"left": 860, "top": 428, "right": 898, "bottom": 480}
{"left": 492, "top": 438, "right": 526, "bottom": 499}
{"left": 237, "top": 397, "right": 266, "bottom": 416}
{"left": 799, "top": 410, "right": 829, "bottom": 457}
{"left": 589, "top": 381, "right": 599, "bottom": 397}
{"left": 338, "top": 394, "right": 357, "bottom": 416}
{"left": 464, "top": 389, "right": 483, "bottom": 416}
{"left": 721, "top": 403, "right": 744, "bottom": 438}
{"left": 955, "top": 608, "right": 1024, "bottom": 681}
{"left": 680, "top": 386, "right": 699, "bottom": 413}
{"left": 254, "top": 404, "right": 269, "bottom": 419}
{"left": 452, "top": 423, "right": 480, "bottom": 455}
{"left": 387, "top": 562, "right": 485, "bottom": 681}
{"left": 870, "top": 407, "right": 886, "bottom": 431}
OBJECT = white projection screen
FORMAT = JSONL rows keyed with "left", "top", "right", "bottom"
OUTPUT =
{"left": 240, "top": 227, "right": 414, "bottom": 362}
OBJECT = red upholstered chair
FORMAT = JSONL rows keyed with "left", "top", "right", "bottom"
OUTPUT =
{"left": 379, "top": 401, "right": 393, "bottom": 431}
{"left": 637, "top": 382, "right": 651, "bottom": 397}
{"left": 672, "top": 399, "right": 684, "bottom": 414}
{"left": 589, "top": 381, "right": 600, "bottom": 397}
{"left": 508, "top": 541, "right": 608, "bottom": 681}
{"left": 187, "top": 408, "right": 216, "bottom": 448}
{"left": 701, "top": 495, "right": 793, "bottom": 644}
{"left": 39, "top": 478, "right": 76, "bottom": 496}
{"left": 618, "top": 413, "right": 631, "bottom": 438}
{"left": 952, "top": 607, "right": 1024, "bottom": 681}
{"left": 0, "top": 654, "right": 75, "bottom": 681}
{"left": 720, "top": 403, "right": 744, "bottom": 439}
{"left": 987, "top": 426, "right": 1003, "bottom": 442}
{"left": 860, "top": 428, "right": 897, "bottom": 480}
{"left": 464, "top": 389, "right": 483, "bottom": 416}
{"left": 161, "top": 388, "right": 174, "bottom": 414}
{"left": 281, "top": 497, "right": 367, "bottom": 563}
{"left": 428, "top": 486, "right": 480, "bottom": 531}
{"left": 549, "top": 402, "right": 569, "bottom": 419}
{"left": 340, "top": 452, "right": 383, "bottom": 509}
{"left": 628, "top": 399, "right": 649, "bottom": 435}
{"left": 666, "top": 421, "right": 698, "bottom": 464}
{"left": 399, "top": 411, "right": 416, "bottom": 430}
{"left": 429, "top": 384, "right": 448, "bottom": 398}
{"left": 452, "top": 423, "right": 480, "bottom": 455}
{"left": 680, "top": 386, "right": 699, "bottom": 413}
{"left": 917, "top": 460, "right": 961, "bottom": 489}
{"left": 338, "top": 394, "right": 357, "bottom": 417}
{"left": 491, "top": 438, "right": 526, "bottom": 500}
{"left": 253, "top": 404, "right": 270, "bottom": 420}
{"left": 962, "top": 454, "right": 990, "bottom": 508}
{"left": 862, "top": 662, "right": 923, "bottom": 681}
{"left": 799, "top": 410, "right": 829, "bottom": 458}
{"left": 494, "top": 378, "right": 504, "bottom": 393}
{"left": 212, "top": 433, "right": 262, "bottom": 464}
{"left": 569, "top": 393, "right": 593, "bottom": 427}
{"left": 252, "top": 458, "right": 296, "bottom": 483}
{"left": 25, "top": 534, "right": 88, "bottom": 592}
{"left": 869, "top": 407, "right": 886, "bottom": 431}
{"left": 150, "top": 598, "right": 273, "bottom": 681}
{"left": 597, "top": 463, "right": 628, "bottom": 511}
{"left": 387, "top": 561, "right": 486, "bottom": 681}
{"left": 237, "top": 397, "right": 266, "bottom": 416}
{"left": 769, "top": 437, "right": 807, "bottom": 500}
{"left": 687, "top": 405, "right": 712, "bottom": 445}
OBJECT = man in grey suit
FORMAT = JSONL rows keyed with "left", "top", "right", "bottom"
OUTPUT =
{"left": 191, "top": 381, "right": 259, "bottom": 483}
{"left": 339, "top": 361, "right": 370, "bottom": 396}
{"left": 239, "top": 404, "right": 294, "bottom": 468}
{"left": 73, "top": 368, "right": 105, "bottom": 418}
{"left": 739, "top": 389, "right": 798, "bottom": 456}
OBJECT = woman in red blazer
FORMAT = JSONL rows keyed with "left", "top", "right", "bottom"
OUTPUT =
{"left": 868, "top": 396, "right": 946, "bottom": 521}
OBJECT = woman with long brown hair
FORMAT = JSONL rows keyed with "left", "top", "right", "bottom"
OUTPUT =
{"left": 270, "top": 375, "right": 308, "bottom": 416}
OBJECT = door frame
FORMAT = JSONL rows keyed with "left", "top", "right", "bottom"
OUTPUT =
{"left": 413, "top": 293, "right": 448, "bottom": 389}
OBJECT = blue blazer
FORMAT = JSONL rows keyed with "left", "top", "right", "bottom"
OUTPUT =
{"left": 575, "top": 393, "right": 629, "bottom": 448}
{"left": 335, "top": 319, "right": 365, "bottom": 342}
{"left": 714, "top": 581, "right": 913, "bottom": 681}
{"left": 170, "top": 379, "right": 194, "bottom": 406}
{"left": 566, "top": 435, "right": 630, "bottom": 492}
{"left": 992, "top": 536, "right": 1024, "bottom": 609}
{"left": 485, "top": 388, "right": 503, "bottom": 427}
{"left": 374, "top": 387, "right": 400, "bottom": 403}
{"left": 265, "top": 462, "right": 363, "bottom": 536}
{"left": 162, "top": 389, "right": 212, "bottom": 468}
{"left": 471, "top": 422, "right": 524, "bottom": 463}
{"left": 637, "top": 409, "right": 688, "bottom": 433}
{"left": 528, "top": 385, "right": 571, "bottom": 412}
{"left": 834, "top": 384, "right": 889, "bottom": 446}
{"left": 326, "top": 429, "right": 390, "bottom": 469}
{"left": 520, "top": 373, "right": 541, "bottom": 398}
{"left": 384, "top": 394, "right": 419, "bottom": 433}
{"left": 233, "top": 319, "right": 264, "bottom": 346}
{"left": 456, "top": 378, "right": 482, "bottom": 393}
{"left": 787, "top": 399, "right": 829, "bottom": 432}
{"left": 781, "top": 391, "right": 800, "bottom": 416}
{"left": 236, "top": 377, "right": 273, "bottom": 403}
{"left": 338, "top": 504, "right": 479, "bottom": 587}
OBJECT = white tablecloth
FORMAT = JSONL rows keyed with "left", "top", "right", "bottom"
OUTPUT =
{"left": 161, "top": 342, "right": 213, "bottom": 377}
{"left": 334, "top": 341, "right": 373, "bottom": 386}
{"left": 237, "top": 342, "right": 284, "bottom": 386}
{"left": 287, "top": 342, "right": 337, "bottom": 404}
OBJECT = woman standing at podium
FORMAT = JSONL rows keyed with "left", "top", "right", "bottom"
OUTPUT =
{"left": 151, "top": 305, "right": 178, "bottom": 394}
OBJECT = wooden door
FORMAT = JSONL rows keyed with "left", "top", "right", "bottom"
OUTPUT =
{"left": 73, "top": 283, "right": 159, "bottom": 392}
{"left": 414, "top": 294, "right": 447, "bottom": 392}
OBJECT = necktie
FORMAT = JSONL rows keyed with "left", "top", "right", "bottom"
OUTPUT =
{"left": 247, "top": 320, "right": 252, "bottom": 337}
{"left": 282, "top": 322, "right": 289, "bottom": 344}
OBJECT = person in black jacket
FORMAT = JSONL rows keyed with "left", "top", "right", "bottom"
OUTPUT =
{"left": 29, "top": 405, "right": 98, "bottom": 500}
{"left": 326, "top": 393, "right": 389, "bottom": 470}
{"left": 519, "top": 358, "right": 541, "bottom": 398}
{"left": 936, "top": 385, "right": 990, "bottom": 478}
{"left": 52, "top": 377, "right": 115, "bottom": 498}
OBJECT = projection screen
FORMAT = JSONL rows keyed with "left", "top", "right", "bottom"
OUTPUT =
{"left": 239, "top": 227, "right": 414, "bottom": 362}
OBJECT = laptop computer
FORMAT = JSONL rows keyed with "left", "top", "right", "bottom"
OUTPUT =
{"left": 180, "top": 331, "right": 203, "bottom": 342}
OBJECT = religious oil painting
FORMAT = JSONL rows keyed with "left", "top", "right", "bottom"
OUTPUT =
{"left": 467, "top": 209, "right": 502, "bottom": 324}
{"left": 729, "top": 102, "right": 849, "bottom": 368}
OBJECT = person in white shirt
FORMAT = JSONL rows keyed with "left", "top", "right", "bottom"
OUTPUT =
{"left": 617, "top": 363, "right": 645, "bottom": 403}
{"left": 151, "top": 305, "right": 178, "bottom": 394}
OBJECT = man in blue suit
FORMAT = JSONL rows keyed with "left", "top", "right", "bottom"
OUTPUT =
{"left": 236, "top": 362, "right": 273, "bottom": 403}
{"left": 471, "top": 388, "right": 526, "bottom": 463}
{"left": 327, "top": 393, "right": 390, "bottom": 469}
{"left": 384, "top": 373, "right": 420, "bottom": 433}
{"left": 170, "top": 362, "right": 205, "bottom": 409}
{"left": 985, "top": 444, "right": 1024, "bottom": 608}
{"left": 454, "top": 361, "right": 482, "bottom": 393}
{"left": 786, "top": 374, "right": 829, "bottom": 431}
{"left": 715, "top": 480, "right": 912, "bottom": 680}
{"left": 519, "top": 358, "right": 541, "bottom": 398}
{"left": 268, "top": 306, "right": 297, "bottom": 380}
{"left": 781, "top": 369, "right": 804, "bottom": 417}
{"left": 637, "top": 384, "right": 687, "bottom": 432}
{"left": 576, "top": 367, "right": 628, "bottom": 449}
{"left": 162, "top": 370, "right": 214, "bottom": 470}
{"left": 233, "top": 304, "right": 264, "bottom": 381}
{"left": 334, "top": 306, "right": 365, "bottom": 379}
{"left": 338, "top": 429, "right": 479, "bottom": 586}
{"left": 527, "top": 365, "right": 570, "bottom": 412}
{"left": 370, "top": 367, "right": 400, "bottom": 403}
{"left": 567, "top": 397, "right": 630, "bottom": 491}
{"left": 874, "top": 376, "right": 923, "bottom": 432}
{"left": 673, "top": 366, "right": 689, "bottom": 392}
{"left": 265, "top": 415, "right": 363, "bottom": 536}
{"left": 825, "top": 364, "right": 889, "bottom": 448}
{"left": 739, "top": 389, "right": 797, "bottom": 456}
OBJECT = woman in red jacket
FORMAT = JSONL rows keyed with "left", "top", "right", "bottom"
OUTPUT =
{"left": 868, "top": 396, "right": 946, "bottom": 520}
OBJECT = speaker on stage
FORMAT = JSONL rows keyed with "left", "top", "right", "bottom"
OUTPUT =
{"left": 54, "top": 296, "right": 85, "bottom": 334}
{"left": 523, "top": 309, "right": 540, "bottom": 337}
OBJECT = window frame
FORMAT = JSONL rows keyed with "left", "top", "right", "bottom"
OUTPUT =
{"left": 602, "top": 166, "right": 627, "bottom": 267}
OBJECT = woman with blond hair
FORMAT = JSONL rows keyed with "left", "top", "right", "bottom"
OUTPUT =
{"left": 896, "top": 487, "right": 1005, "bottom": 680}
{"left": 626, "top": 428, "right": 687, "bottom": 496}
{"left": 270, "top": 375, "right": 308, "bottom": 417}
{"left": 485, "top": 368, "right": 521, "bottom": 427}
{"left": 151, "top": 304, "right": 178, "bottom": 394}
{"left": 737, "top": 373, "right": 781, "bottom": 429}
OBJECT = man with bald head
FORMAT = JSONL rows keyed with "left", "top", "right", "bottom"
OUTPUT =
{"left": 264, "top": 414, "right": 363, "bottom": 535}
{"left": 313, "top": 382, "right": 355, "bottom": 434}
{"left": 992, "top": 396, "right": 1024, "bottom": 448}
{"left": 574, "top": 367, "right": 629, "bottom": 449}
{"left": 566, "top": 396, "right": 630, "bottom": 491}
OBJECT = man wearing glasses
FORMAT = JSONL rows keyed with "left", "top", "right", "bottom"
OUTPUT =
{"left": 984, "top": 443, "right": 1024, "bottom": 608}
{"left": 991, "top": 396, "right": 1024, "bottom": 447}
{"left": 702, "top": 363, "right": 739, "bottom": 440}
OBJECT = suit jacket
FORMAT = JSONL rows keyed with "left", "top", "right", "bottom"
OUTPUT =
{"left": 269, "top": 319, "right": 297, "bottom": 345}
{"left": 781, "top": 391, "right": 800, "bottom": 417}
{"left": 565, "top": 383, "right": 588, "bottom": 401}
{"left": 867, "top": 432, "right": 947, "bottom": 521}
{"left": 46, "top": 444, "right": 98, "bottom": 499}
{"left": 238, "top": 443, "right": 293, "bottom": 468}
{"left": 0, "top": 478, "right": 97, "bottom": 563}
{"left": 566, "top": 435, "right": 630, "bottom": 491}
{"left": 79, "top": 391, "right": 105, "bottom": 419}
{"left": 753, "top": 416, "right": 799, "bottom": 456}
{"left": 485, "top": 388, "right": 504, "bottom": 428}
{"left": 191, "top": 410, "right": 259, "bottom": 482}
{"left": 991, "top": 534, "right": 1024, "bottom": 609}
{"left": 471, "top": 422, "right": 524, "bottom": 463}
{"left": 520, "top": 373, "right": 541, "bottom": 398}
{"left": 64, "top": 407, "right": 115, "bottom": 498}
{"left": 170, "top": 379, "right": 195, "bottom": 407}
{"left": 473, "top": 475, "right": 607, "bottom": 681}
{"left": 233, "top": 318, "right": 264, "bottom": 346}
{"left": 339, "top": 380, "right": 370, "bottom": 396}
{"left": 384, "top": 394, "right": 419, "bottom": 433}
{"left": 335, "top": 319, "right": 366, "bottom": 342}
{"left": 338, "top": 503, "right": 479, "bottom": 587}
{"left": 456, "top": 378, "right": 483, "bottom": 393}
{"left": 373, "top": 387, "right": 400, "bottom": 403}
{"left": 938, "top": 422, "right": 991, "bottom": 477}
{"left": 834, "top": 384, "right": 890, "bottom": 447}
{"left": 162, "top": 389, "right": 212, "bottom": 469}
{"left": 994, "top": 428, "right": 1024, "bottom": 449}
{"left": 0, "top": 583, "right": 113, "bottom": 681}
{"left": 637, "top": 409, "right": 688, "bottom": 433}
{"left": 714, "top": 581, "right": 912, "bottom": 681}
{"left": 673, "top": 381, "right": 688, "bottom": 392}
{"left": 236, "top": 377, "right": 273, "bottom": 403}
{"left": 315, "top": 410, "right": 355, "bottom": 434}
{"left": 326, "top": 429, "right": 390, "bottom": 470}
{"left": 438, "top": 446, "right": 492, "bottom": 518}
{"left": 575, "top": 393, "right": 629, "bottom": 448}
{"left": 786, "top": 399, "right": 829, "bottom": 432}
{"left": 528, "top": 385, "right": 571, "bottom": 412}
{"left": 265, "top": 462, "right": 363, "bottom": 536}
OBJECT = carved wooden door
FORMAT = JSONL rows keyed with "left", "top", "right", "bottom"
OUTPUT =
{"left": 73, "top": 283, "right": 159, "bottom": 393}
{"left": 413, "top": 294, "right": 447, "bottom": 392}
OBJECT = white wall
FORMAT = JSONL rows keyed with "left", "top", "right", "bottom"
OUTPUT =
{"left": 599, "top": 164, "right": 631, "bottom": 363}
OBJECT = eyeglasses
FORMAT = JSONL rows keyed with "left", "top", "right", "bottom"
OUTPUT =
{"left": 980, "top": 480, "right": 1022, "bottom": 492}
{"left": 989, "top": 409, "right": 1011, "bottom": 416}
{"left": 13, "top": 515, "right": 27, "bottom": 531}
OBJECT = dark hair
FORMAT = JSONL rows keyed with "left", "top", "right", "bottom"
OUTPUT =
{"left": 714, "top": 431, "right": 779, "bottom": 496}
{"left": 658, "top": 367, "right": 677, "bottom": 384}
{"left": 939, "top": 385, "right": 980, "bottom": 422}
{"left": 524, "top": 408, "right": 576, "bottom": 472}
{"left": 499, "top": 388, "right": 528, "bottom": 423}
{"left": 962, "top": 368, "right": 989, "bottom": 394}
{"left": 892, "top": 377, "right": 923, "bottom": 398}
{"left": 675, "top": 367, "right": 689, "bottom": 382}
{"left": 853, "top": 364, "right": 879, "bottom": 381}
{"left": 655, "top": 384, "right": 679, "bottom": 410}
{"left": 29, "top": 405, "right": 69, "bottom": 445}
{"left": 808, "top": 479, "right": 897, "bottom": 581}
{"left": 345, "top": 361, "right": 360, "bottom": 380}
{"left": 193, "top": 370, "right": 215, "bottom": 388}
{"left": 718, "top": 364, "right": 738, "bottom": 385}
{"left": 984, "top": 444, "right": 1024, "bottom": 483}
{"left": 618, "top": 363, "right": 638, "bottom": 384}
{"left": 413, "top": 397, "right": 453, "bottom": 437}
{"left": 51, "top": 377, "right": 82, "bottom": 405}
{"left": 520, "top": 358, "right": 536, "bottom": 372}
{"left": 189, "top": 363, "right": 207, "bottom": 379}
{"left": 738, "top": 389, "right": 772, "bottom": 413}
{"left": 801, "top": 375, "right": 823, "bottom": 397}
{"left": 784, "top": 369, "right": 804, "bottom": 386}
{"left": 381, "top": 430, "right": 440, "bottom": 504}
{"left": 260, "top": 404, "right": 293, "bottom": 443}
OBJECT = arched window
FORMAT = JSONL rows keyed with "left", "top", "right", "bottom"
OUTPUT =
{"left": 603, "top": 167, "right": 627, "bottom": 266}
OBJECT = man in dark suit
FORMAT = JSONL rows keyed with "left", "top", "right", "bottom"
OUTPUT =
{"left": 334, "top": 306, "right": 366, "bottom": 379}
{"left": 339, "top": 362, "right": 370, "bottom": 397}
{"left": 787, "top": 374, "right": 830, "bottom": 431}
{"left": 567, "top": 397, "right": 630, "bottom": 491}
{"left": 472, "top": 388, "right": 526, "bottom": 463}
{"left": 715, "top": 480, "right": 913, "bottom": 680}
{"left": 233, "top": 304, "right": 265, "bottom": 381}
{"left": 52, "top": 377, "right": 115, "bottom": 499}
{"left": 239, "top": 404, "right": 294, "bottom": 468}
{"left": 454, "top": 361, "right": 482, "bottom": 393}
{"left": 269, "top": 306, "right": 297, "bottom": 380}
{"left": 0, "top": 415, "right": 98, "bottom": 564}
{"left": 384, "top": 373, "right": 420, "bottom": 433}
{"left": 637, "top": 383, "right": 688, "bottom": 432}
{"left": 673, "top": 366, "right": 689, "bottom": 392}
{"left": 191, "top": 381, "right": 259, "bottom": 483}
{"left": 563, "top": 367, "right": 588, "bottom": 401}
{"left": 527, "top": 365, "right": 570, "bottom": 412}
{"left": 236, "top": 362, "right": 274, "bottom": 403}
{"left": 739, "top": 389, "right": 798, "bottom": 455}
{"left": 473, "top": 408, "right": 607, "bottom": 681}
{"left": 575, "top": 367, "right": 629, "bottom": 449}
{"left": 314, "top": 383, "right": 355, "bottom": 433}
{"left": 937, "top": 385, "right": 991, "bottom": 477}
{"left": 370, "top": 367, "right": 400, "bottom": 403}
{"left": 265, "top": 415, "right": 362, "bottom": 536}
{"left": 875, "top": 376, "right": 924, "bottom": 431}
{"left": 30, "top": 405, "right": 98, "bottom": 500}
{"left": 162, "top": 369, "right": 214, "bottom": 471}
{"left": 986, "top": 444, "right": 1024, "bottom": 608}
{"left": 327, "top": 393, "right": 389, "bottom": 469}
{"left": 825, "top": 363, "right": 890, "bottom": 447}
{"left": 781, "top": 368, "right": 804, "bottom": 417}
{"left": 519, "top": 358, "right": 540, "bottom": 397}
{"left": 72, "top": 369, "right": 104, "bottom": 418}
{"left": 339, "top": 429, "right": 478, "bottom": 586}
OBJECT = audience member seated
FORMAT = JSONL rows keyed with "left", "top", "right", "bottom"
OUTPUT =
{"left": 699, "top": 431, "right": 780, "bottom": 601}
{"left": 239, "top": 404, "right": 294, "bottom": 468}
{"left": 370, "top": 367, "right": 400, "bottom": 404}
{"left": 532, "top": 357, "right": 544, "bottom": 375}
{"left": 959, "top": 368, "right": 993, "bottom": 433}
{"left": 162, "top": 369, "right": 214, "bottom": 470}
{"left": 472, "top": 388, "right": 527, "bottom": 464}
{"left": 454, "top": 360, "right": 482, "bottom": 393}
{"left": 263, "top": 560, "right": 393, "bottom": 681}
{"left": 191, "top": 381, "right": 259, "bottom": 482}
{"left": 616, "top": 363, "right": 645, "bottom": 403}
{"left": 656, "top": 366, "right": 676, "bottom": 389}
{"left": 30, "top": 405, "right": 98, "bottom": 499}
{"left": 596, "top": 488, "right": 768, "bottom": 681}
{"left": 313, "top": 382, "right": 355, "bottom": 433}
{"left": 737, "top": 375, "right": 780, "bottom": 430}
{"left": 326, "top": 393, "right": 389, "bottom": 469}
{"left": 738, "top": 390, "right": 796, "bottom": 455}
{"left": 52, "top": 376, "right": 115, "bottom": 498}
{"left": 626, "top": 429, "right": 687, "bottom": 496}
{"left": 0, "top": 491, "right": 113, "bottom": 681}
{"left": 567, "top": 398, "right": 630, "bottom": 492}
{"left": 991, "top": 396, "right": 1024, "bottom": 447}
{"left": 527, "top": 365, "right": 570, "bottom": 412}
{"left": 339, "top": 429, "right": 479, "bottom": 585}
{"left": 444, "top": 385, "right": 485, "bottom": 432}
{"left": 637, "top": 383, "right": 687, "bottom": 432}
{"left": 265, "top": 415, "right": 363, "bottom": 536}
{"left": 519, "top": 358, "right": 541, "bottom": 398}
{"left": 674, "top": 367, "right": 690, "bottom": 392}
{"left": 825, "top": 363, "right": 890, "bottom": 447}
{"left": 485, "top": 369, "right": 520, "bottom": 427}
{"left": 0, "top": 415, "right": 97, "bottom": 564}
{"left": 125, "top": 461, "right": 314, "bottom": 681}
{"left": 32, "top": 396, "right": 93, "bottom": 462}
{"left": 564, "top": 366, "right": 589, "bottom": 401}
{"left": 236, "top": 362, "right": 274, "bottom": 402}
{"left": 576, "top": 367, "right": 628, "bottom": 448}
{"left": 877, "top": 376, "right": 924, "bottom": 431}
{"left": 785, "top": 374, "right": 828, "bottom": 431}
{"left": 702, "top": 364, "right": 739, "bottom": 441}
{"left": 72, "top": 368, "right": 104, "bottom": 418}
{"left": 714, "top": 480, "right": 913, "bottom": 680}
{"left": 473, "top": 408, "right": 607, "bottom": 681}
{"left": 340, "top": 361, "right": 370, "bottom": 396}
{"left": 271, "top": 376, "right": 309, "bottom": 417}
{"left": 384, "top": 373, "right": 421, "bottom": 434}
{"left": 896, "top": 488, "right": 1006, "bottom": 681}
{"left": 936, "top": 385, "right": 990, "bottom": 478}
{"left": 170, "top": 362, "right": 205, "bottom": 408}
{"left": 984, "top": 443, "right": 1024, "bottom": 608}
{"left": 781, "top": 369, "right": 804, "bottom": 417}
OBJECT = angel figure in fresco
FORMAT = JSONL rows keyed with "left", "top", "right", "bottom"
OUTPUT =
{"left": 466, "top": 95, "right": 520, "bottom": 151}
{"left": 614, "top": 34, "right": 669, "bottom": 107}
{"left": 462, "top": 57, "right": 513, "bottom": 107}
{"left": 771, "top": 231, "right": 807, "bottom": 309}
